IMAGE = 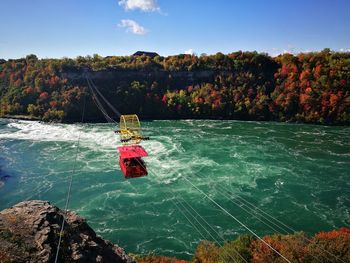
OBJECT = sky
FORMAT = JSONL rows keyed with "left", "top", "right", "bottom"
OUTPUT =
{"left": 1, "top": 0, "right": 350, "bottom": 59}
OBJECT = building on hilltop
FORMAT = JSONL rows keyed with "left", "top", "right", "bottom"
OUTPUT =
{"left": 133, "top": 51, "right": 159, "bottom": 58}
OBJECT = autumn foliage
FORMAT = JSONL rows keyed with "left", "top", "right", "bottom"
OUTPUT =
{"left": 0, "top": 50, "right": 349, "bottom": 124}
{"left": 189, "top": 228, "right": 350, "bottom": 263}
{"left": 304, "top": 228, "right": 350, "bottom": 263}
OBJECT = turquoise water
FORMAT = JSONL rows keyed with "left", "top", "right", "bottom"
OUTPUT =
{"left": 0, "top": 118, "right": 349, "bottom": 259}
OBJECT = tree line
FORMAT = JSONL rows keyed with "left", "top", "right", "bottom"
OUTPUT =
{"left": 0, "top": 49, "right": 349, "bottom": 124}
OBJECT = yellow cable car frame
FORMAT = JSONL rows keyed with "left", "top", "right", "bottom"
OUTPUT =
{"left": 119, "top": 114, "right": 143, "bottom": 145}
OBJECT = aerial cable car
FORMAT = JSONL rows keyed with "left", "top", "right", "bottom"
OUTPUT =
{"left": 115, "top": 114, "right": 149, "bottom": 179}
{"left": 84, "top": 77, "right": 149, "bottom": 178}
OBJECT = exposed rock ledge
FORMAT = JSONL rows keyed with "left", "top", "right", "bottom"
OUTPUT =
{"left": 0, "top": 200, "right": 136, "bottom": 263}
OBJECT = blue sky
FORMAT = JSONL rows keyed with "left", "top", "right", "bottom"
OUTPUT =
{"left": 1, "top": 0, "right": 350, "bottom": 59}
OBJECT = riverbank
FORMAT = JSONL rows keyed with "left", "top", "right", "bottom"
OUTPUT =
{"left": 1, "top": 114, "right": 41, "bottom": 121}
{"left": 0, "top": 200, "right": 135, "bottom": 263}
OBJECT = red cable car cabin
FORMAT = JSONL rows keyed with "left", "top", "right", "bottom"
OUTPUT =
{"left": 117, "top": 145, "right": 148, "bottom": 178}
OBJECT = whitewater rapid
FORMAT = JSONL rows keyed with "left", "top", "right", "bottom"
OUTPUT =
{"left": 0, "top": 118, "right": 349, "bottom": 258}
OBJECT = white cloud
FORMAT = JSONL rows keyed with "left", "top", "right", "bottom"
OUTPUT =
{"left": 118, "top": 19, "right": 148, "bottom": 35}
{"left": 118, "top": 0, "right": 160, "bottom": 12}
{"left": 340, "top": 48, "right": 350, "bottom": 52}
{"left": 185, "top": 49, "right": 194, "bottom": 55}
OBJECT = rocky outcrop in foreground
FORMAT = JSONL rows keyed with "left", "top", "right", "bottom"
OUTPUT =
{"left": 0, "top": 200, "right": 136, "bottom": 263}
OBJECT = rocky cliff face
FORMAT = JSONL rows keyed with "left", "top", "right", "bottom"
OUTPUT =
{"left": 60, "top": 68, "right": 215, "bottom": 86}
{"left": 0, "top": 200, "right": 136, "bottom": 263}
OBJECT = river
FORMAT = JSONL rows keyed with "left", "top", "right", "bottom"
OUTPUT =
{"left": 0, "top": 118, "right": 349, "bottom": 259}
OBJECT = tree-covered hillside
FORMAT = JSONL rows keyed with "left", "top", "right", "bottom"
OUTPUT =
{"left": 0, "top": 49, "right": 349, "bottom": 124}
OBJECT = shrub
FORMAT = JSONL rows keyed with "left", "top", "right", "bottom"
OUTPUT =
{"left": 219, "top": 235, "right": 254, "bottom": 263}
{"left": 42, "top": 109, "right": 65, "bottom": 121}
{"left": 250, "top": 233, "right": 307, "bottom": 263}
{"left": 305, "top": 228, "right": 350, "bottom": 263}
{"left": 192, "top": 240, "right": 220, "bottom": 263}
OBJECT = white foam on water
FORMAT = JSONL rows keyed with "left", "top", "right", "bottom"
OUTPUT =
{"left": 1, "top": 120, "right": 118, "bottom": 152}
{"left": 136, "top": 238, "right": 154, "bottom": 252}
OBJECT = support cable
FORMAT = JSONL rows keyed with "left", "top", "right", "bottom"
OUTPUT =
{"left": 54, "top": 92, "right": 86, "bottom": 263}
{"left": 196, "top": 176, "right": 324, "bottom": 263}
{"left": 146, "top": 167, "right": 247, "bottom": 262}
{"left": 88, "top": 77, "right": 121, "bottom": 118}
{"left": 177, "top": 195, "right": 248, "bottom": 263}
{"left": 192, "top": 172, "right": 341, "bottom": 263}
{"left": 182, "top": 176, "right": 292, "bottom": 263}
{"left": 198, "top": 177, "right": 287, "bottom": 235}
{"left": 86, "top": 77, "right": 117, "bottom": 124}
{"left": 170, "top": 198, "right": 208, "bottom": 241}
